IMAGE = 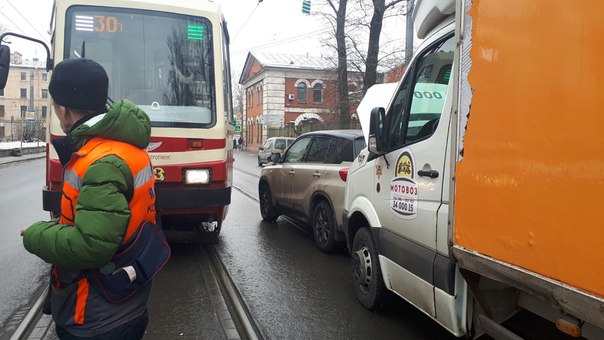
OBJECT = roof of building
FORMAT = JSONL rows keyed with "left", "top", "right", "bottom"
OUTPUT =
{"left": 239, "top": 51, "right": 338, "bottom": 84}
{"left": 251, "top": 51, "right": 336, "bottom": 71}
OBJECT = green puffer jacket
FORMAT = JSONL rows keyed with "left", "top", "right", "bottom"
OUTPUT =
{"left": 23, "top": 100, "right": 151, "bottom": 270}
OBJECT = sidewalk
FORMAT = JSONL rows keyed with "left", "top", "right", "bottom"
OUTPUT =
{"left": 0, "top": 151, "right": 45, "bottom": 165}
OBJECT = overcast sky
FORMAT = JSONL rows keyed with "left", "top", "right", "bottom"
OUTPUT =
{"left": 0, "top": 0, "right": 405, "bottom": 77}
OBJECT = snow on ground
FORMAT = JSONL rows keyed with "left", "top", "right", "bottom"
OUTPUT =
{"left": 0, "top": 141, "right": 45, "bottom": 150}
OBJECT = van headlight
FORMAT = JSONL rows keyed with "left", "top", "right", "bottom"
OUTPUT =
{"left": 185, "top": 169, "right": 210, "bottom": 184}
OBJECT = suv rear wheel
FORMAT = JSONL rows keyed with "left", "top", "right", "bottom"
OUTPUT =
{"left": 351, "top": 227, "right": 386, "bottom": 310}
{"left": 259, "top": 183, "right": 279, "bottom": 222}
{"left": 312, "top": 200, "right": 341, "bottom": 253}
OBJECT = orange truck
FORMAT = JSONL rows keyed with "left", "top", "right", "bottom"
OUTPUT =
{"left": 344, "top": 0, "right": 604, "bottom": 338}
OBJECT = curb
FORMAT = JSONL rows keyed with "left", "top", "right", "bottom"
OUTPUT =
{"left": 0, "top": 153, "right": 46, "bottom": 166}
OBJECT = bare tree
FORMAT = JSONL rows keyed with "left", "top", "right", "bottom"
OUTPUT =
{"left": 317, "top": 0, "right": 409, "bottom": 128}
{"left": 325, "top": 0, "right": 351, "bottom": 129}
{"left": 232, "top": 81, "right": 244, "bottom": 116}
{"left": 363, "top": 0, "right": 407, "bottom": 91}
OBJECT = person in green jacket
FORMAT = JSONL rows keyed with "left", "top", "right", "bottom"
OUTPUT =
{"left": 21, "top": 58, "right": 157, "bottom": 339}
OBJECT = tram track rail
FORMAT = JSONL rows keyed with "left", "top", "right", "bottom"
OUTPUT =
{"left": 11, "top": 245, "right": 264, "bottom": 340}
{"left": 205, "top": 245, "right": 264, "bottom": 340}
{"left": 11, "top": 237, "right": 263, "bottom": 340}
{"left": 232, "top": 184, "right": 311, "bottom": 237}
{"left": 11, "top": 183, "right": 280, "bottom": 340}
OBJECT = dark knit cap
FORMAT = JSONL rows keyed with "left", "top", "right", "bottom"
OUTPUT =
{"left": 48, "top": 58, "right": 109, "bottom": 113}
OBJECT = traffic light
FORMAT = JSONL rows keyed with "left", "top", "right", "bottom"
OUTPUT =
{"left": 302, "top": 0, "right": 311, "bottom": 14}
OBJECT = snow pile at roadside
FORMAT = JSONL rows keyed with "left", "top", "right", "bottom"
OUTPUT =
{"left": 0, "top": 141, "right": 45, "bottom": 150}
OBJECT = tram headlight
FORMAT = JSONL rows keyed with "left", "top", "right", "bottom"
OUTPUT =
{"left": 185, "top": 169, "right": 210, "bottom": 184}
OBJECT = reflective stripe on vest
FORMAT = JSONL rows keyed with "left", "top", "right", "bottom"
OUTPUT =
{"left": 59, "top": 137, "right": 156, "bottom": 242}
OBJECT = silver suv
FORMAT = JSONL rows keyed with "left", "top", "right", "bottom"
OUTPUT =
{"left": 257, "top": 137, "right": 295, "bottom": 166}
{"left": 258, "top": 130, "right": 365, "bottom": 253}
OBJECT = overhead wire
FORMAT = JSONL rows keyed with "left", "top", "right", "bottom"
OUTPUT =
{"left": 5, "top": 0, "right": 50, "bottom": 43}
{"left": 232, "top": 28, "right": 331, "bottom": 55}
{"left": 0, "top": 10, "right": 27, "bottom": 37}
{"left": 232, "top": 1, "right": 262, "bottom": 42}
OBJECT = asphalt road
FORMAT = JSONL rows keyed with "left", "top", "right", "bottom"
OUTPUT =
{"left": 0, "top": 157, "right": 49, "bottom": 339}
{"left": 0, "top": 152, "right": 458, "bottom": 340}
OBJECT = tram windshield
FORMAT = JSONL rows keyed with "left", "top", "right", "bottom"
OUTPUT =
{"left": 64, "top": 6, "right": 216, "bottom": 128}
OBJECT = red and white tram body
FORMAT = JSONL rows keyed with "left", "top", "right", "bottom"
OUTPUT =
{"left": 43, "top": 0, "right": 234, "bottom": 239}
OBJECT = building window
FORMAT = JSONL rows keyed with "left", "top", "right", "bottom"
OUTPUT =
{"left": 297, "top": 83, "right": 307, "bottom": 103}
{"left": 313, "top": 83, "right": 323, "bottom": 103}
{"left": 0, "top": 126, "right": 4, "bottom": 139}
{"left": 41, "top": 89, "right": 48, "bottom": 99}
{"left": 0, "top": 88, "right": 4, "bottom": 97}
{"left": 21, "top": 72, "right": 27, "bottom": 81}
{"left": 42, "top": 73, "right": 48, "bottom": 82}
{"left": 20, "top": 88, "right": 27, "bottom": 98}
{"left": 0, "top": 105, "right": 4, "bottom": 118}
{"left": 42, "top": 106, "right": 47, "bottom": 119}
{"left": 256, "top": 84, "right": 263, "bottom": 105}
{"left": 20, "top": 106, "right": 27, "bottom": 118}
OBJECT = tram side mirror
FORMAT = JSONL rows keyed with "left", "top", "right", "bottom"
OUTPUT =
{"left": 0, "top": 45, "right": 11, "bottom": 89}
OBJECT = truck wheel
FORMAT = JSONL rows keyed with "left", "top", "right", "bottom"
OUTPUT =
{"left": 351, "top": 227, "right": 386, "bottom": 310}
{"left": 259, "top": 183, "right": 279, "bottom": 222}
{"left": 312, "top": 200, "right": 342, "bottom": 253}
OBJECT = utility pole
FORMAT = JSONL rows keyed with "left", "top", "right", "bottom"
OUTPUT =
{"left": 20, "top": 68, "right": 35, "bottom": 152}
{"left": 405, "top": 0, "right": 415, "bottom": 66}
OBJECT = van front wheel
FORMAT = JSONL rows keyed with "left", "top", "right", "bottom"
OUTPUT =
{"left": 351, "top": 227, "right": 386, "bottom": 310}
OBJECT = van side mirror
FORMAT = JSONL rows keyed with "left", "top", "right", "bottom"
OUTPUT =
{"left": 0, "top": 45, "right": 11, "bottom": 89}
{"left": 368, "top": 107, "right": 386, "bottom": 154}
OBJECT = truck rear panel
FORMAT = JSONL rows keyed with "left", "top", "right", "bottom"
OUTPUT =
{"left": 454, "top": 0, "right": 604, "bottom": 299}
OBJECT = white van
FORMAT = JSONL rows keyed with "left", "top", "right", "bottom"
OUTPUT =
{"left": 343, "top": 0, "right": 604, "bottom": 339}
{"left": 257, "top": 137, "right": 295, "bottom": 166}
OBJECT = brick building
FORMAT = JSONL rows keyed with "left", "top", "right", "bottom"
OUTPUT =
{"left": 239, "top": 52, "right": 362, "bottom": 149}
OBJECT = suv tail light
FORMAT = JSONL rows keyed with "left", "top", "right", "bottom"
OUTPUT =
{"left": 339, "top": 168, "right": 349, "bottom": 182}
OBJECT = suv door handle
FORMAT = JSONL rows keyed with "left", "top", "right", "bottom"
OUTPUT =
{"left": 289, "top": 170, "right": 295, "bottom": 176}
{"left": 313, "top": 172, "right": 321, "bottom": 178}
{"left": 418, "top": 170, "right": 439, "bottom": 178}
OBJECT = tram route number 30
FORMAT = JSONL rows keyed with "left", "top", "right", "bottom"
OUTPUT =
{"left": 93, "top": 16, "right": 123, "bottom": 33}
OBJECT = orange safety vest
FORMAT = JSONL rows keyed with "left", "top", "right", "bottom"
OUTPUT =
{"left": 55, "top": 136, "right": 155, "bottom": 326}
{"left": 59, "top": 136, "right": 156, "bottom": 241}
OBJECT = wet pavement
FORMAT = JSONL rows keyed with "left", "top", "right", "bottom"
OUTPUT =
{"left": 3, "top": 153, "right": 239, "bottom": 340}
{"left": 20, "top": 245, "right": 240, "bottom": 340}
{"left": 7, "top": 150, "right": 458, "bottom": 340}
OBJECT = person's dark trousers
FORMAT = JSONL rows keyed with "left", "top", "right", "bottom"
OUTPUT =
{"left": 55, "top": 309, "right": 148, "bottom": 340}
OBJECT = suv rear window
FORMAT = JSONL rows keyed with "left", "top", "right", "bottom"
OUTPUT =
{"left": 325, "top": 138, "right": 353, "bottom": 164}
{"left": 306, "top": 137, "right": 331, "bottom": 163}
